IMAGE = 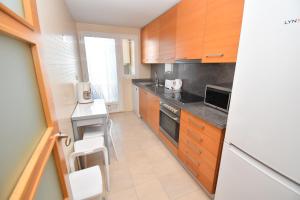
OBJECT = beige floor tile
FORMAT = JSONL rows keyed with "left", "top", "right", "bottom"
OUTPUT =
{"left": 174, "top": 190, "right": 210, "bottom": 200}
{"left": 158, "top": 171, "right": 200, "bottom": 200}
{"left": 108, "top": 188, "right": 139, "bottom": 200}
{"left": 128, "top": 157, "right": 157, "bottom": 186}
{"left": 135, "top": 179, "right": 170, "bottom": 200}
{"left": 151, "top": 156, "right": 185, "bottom": 177}
{"left": 88, "top": 112, "right": 208, "bottom": 200}
{"left": 110, "top": 164, "right": 134, "bottom": 193}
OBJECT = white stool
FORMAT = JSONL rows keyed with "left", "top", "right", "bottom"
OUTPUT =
{"left": 72, "top": 137, "right": 110, "bottom": 191}
{"left": 68, "top": 166, "right": 103, "bottom": 200}
{"left": 84, "top": 119, "right": 119, "bottom": 160}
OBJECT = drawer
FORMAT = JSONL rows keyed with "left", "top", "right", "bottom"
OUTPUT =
{"left": 179, "top": 147, "right": 216, "bottom": 183}
{"left": 180, "top": 124, "right": 221, "bottom": 157}
{"left": 181, "top": 110, "right": 223, "bottom": 142}
{"left": 179, "top": 137, "right": 217, "bottom": 170}
{"left": 178, "top": 150, "right": 199, "bottom": 177}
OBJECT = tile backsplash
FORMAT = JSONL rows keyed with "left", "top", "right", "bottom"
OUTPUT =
{"left": 151, "top": 63, "right": 236, "bottom": 96}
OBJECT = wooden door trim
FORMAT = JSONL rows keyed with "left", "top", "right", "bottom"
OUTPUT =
{"left": 10, "top": 128, "right": 55, "bottom": 199}
{"left": 0, "top": 1, "right": 71, "bottom": 199}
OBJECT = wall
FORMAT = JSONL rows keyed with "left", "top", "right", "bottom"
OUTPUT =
{"left": 36, "top": 0, "right": 82, "bottom": 167}
{"left": 76, "top": 23, "right": 151, "bottom": 112}
{"left": 151, "top": 63, "right": 236, "bottom": 96}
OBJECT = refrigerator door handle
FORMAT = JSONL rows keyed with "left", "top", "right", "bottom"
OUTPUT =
{"left": 228, "top": 144, "right": 300, "bottom": 195}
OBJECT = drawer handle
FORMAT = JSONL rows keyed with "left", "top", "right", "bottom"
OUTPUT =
{"left": 188, "top": 118, "right": 205, "bottom": 130}
{"left": 205, "top": 53, "right": 224, "bottom": 58}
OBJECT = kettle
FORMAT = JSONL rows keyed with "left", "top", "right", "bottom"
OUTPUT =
{"left": 77, "top": 82, "right": 93, "bottom": 104}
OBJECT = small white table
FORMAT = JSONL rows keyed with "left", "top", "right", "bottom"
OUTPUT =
{"left": 71, "top": 99, "right": 110, "bottom": 161}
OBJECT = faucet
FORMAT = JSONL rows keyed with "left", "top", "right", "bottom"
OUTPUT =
{"left": 154, "top": 72, "right": 159, "bottom": 86}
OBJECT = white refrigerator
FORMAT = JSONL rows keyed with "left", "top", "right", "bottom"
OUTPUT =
{"left": 215, "top": 0, "right": 300, "bottom": 199}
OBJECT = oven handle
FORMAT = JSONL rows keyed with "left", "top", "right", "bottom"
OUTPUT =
{"left": 160, "top": 108, "right": 179, "bottom": 122}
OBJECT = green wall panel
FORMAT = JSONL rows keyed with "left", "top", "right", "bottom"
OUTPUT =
{"left": 0, "top": 34, "right": 47, "bottom": 199}
{"left": 34, "top": 153, "right": 63, "bottom": 200}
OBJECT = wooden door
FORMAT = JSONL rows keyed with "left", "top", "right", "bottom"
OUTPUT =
{"left": 159, "top": 6, "right": 177, "bottom": 63}
{"left": 176, "top": 0, "right": 207, "bottom": 60}
{"left": 202, "top": 0, "right": 244, "bottom": 63}
{"left": 147, "top": 92, "right": 160, "bottom": 134}
{"left": 0, "top": 2, "right": 70, "bottom": 199}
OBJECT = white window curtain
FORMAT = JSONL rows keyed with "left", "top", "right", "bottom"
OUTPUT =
{"left": 84, "top": 36, "right": 119, "bottom": 103}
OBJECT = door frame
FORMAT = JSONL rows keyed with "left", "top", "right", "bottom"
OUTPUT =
{"left": 78, "top": 31, "right": 139, "bottom": 112}
{"left": 0, "top": 2, "right": 71, "bottom": 200}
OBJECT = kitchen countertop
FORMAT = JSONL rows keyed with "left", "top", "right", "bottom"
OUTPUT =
{"left": 132, "top": 79, "right": 228, "bottom": 129}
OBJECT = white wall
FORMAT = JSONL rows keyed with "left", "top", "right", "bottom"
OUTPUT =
{"left": 36, "top": 0, "right": 81, "bottom": 167}
{"left": 76, "top": 23, "right": 151, "bottom": 112}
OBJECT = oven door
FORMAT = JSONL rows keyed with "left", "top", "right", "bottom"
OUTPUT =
{"left": 159, "top": 108, "right": 180, "bottom": 146}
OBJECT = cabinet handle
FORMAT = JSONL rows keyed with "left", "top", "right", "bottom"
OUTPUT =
{"left": 205, "top": 53, "right": 224, "bottom": 58}
{"left": 176, "top": 57, "right": 188, "bottom": 60}
{"left": 188, "top": 118, "right": 205, "bottom": 130}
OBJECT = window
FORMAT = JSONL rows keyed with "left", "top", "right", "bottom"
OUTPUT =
{"left": 122, "top": 39, "right": 135, "bottom": 76}
{"left": 84, "top": 36, "right": 119, "bottom": 103}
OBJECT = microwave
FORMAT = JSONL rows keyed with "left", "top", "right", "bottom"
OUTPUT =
{"left": 204, "top": 84, "right": 232, "bottom": 113}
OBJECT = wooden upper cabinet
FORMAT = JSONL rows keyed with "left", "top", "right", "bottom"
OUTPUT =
{"left": 159, "top": 6, "right": 177, "bottom": 63}
{"left": 141, "top": 26, "right": 148, "bottom": 63}
{"left": 141, "top": 18, "right": 160, "bottom": 64}
{"left": 202, "top": 0, "right": 244, "bottom": 63}
{"left": 175, "top": 0, "right": 207, "bottom": 60}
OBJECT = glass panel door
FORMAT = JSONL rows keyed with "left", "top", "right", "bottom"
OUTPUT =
{"left": 34, "top": 153, "right": 63, "bottom": 200}
{"left": 84, "top": 36, "right": 119, "bottom": 103}
{"left": 0, "top": 0, "right": 25, "bottom": 17}
{"left": 0, "top": 33, "right": 47, "bottom": 199}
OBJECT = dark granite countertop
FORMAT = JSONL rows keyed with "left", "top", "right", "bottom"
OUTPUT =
{"left": 132, "top": 79, "right": 228, "bottom": 129}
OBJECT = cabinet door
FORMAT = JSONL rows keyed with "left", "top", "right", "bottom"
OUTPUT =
{"left": 147, "top": 92, "right": 160, "bottom": 134}
{"left": 142, "top": 19, "right": 160, "bottom": 64}
{"left": 202, "top": 0, "right": 244, "bottom": 63}
{"left": 175, "top": 0, "right": 207, "bottom": 60}
{"left": 141, "top": 27, "right": 148, "bottom": 63}
{"left": 139, "top": 88, "right": 148, "bottom": 121}
{"left": 159, "top": 6, "right": 177, "bottom": 63}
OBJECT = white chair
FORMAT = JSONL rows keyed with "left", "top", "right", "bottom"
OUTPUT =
{"left": 68, "top": 166, "right": 103, "bottom": 200}
{"left": 72, "top": 137, "right": 110, "bottom": 191}
{"left": 83, "top": 119, "right": 119, "bottom": 160}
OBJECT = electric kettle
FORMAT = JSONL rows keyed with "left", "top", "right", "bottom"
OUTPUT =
{"left": 77, "top": 82, "right": 93, "bottom": 104}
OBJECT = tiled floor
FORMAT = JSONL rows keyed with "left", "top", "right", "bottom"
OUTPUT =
{"left": 87, "top": 112, "right": 210, "bottom": 200}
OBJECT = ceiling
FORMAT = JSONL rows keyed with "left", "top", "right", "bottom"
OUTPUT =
{"left": 64, "top": 0, "right": 180, "bottom": 28}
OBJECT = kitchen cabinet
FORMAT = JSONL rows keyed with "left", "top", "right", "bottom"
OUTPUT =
{"left": 139, "top": 88, "right": 160, "bottom": 134}
{"left": 178, "top": 110, "right": 225, "bottom": 194}
{"left": 141, "top": 18, "right": 160, "bottom": 63}
{"left": 139, "top": 88, "right": 148, "bottom": 121}
{"left": 175, "top": 0, "right": 207, "bottom": 60}
{"left": 202, "top": 0, "right": 244, "bottom": 63}
{"left": 147, "top": 91, "right": 160, "bottom": 134}
{"left": 159, "top": 6, "right": 177, "bottom": 63}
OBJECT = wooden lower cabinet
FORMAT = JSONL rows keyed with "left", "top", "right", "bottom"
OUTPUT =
{"left": 147, "top": 91, "right": 160, "bottom": 134}
{"left": 139, "top": 88, "right": 148, "bottom": 122}
{"left": 139, "top": 88, "right": 225, "bottom": 194}
{"left": 178, "top": 110, "right": 225, "bottom": 194}
{"left": 139, "top": 88, "right": 160, "bottom": 134}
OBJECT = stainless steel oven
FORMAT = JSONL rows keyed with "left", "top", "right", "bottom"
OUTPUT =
{"left": 159, "top": 100, "right": 180, "bottom": 146}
